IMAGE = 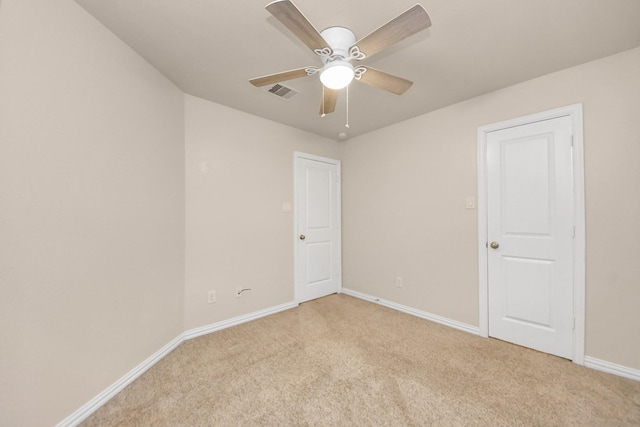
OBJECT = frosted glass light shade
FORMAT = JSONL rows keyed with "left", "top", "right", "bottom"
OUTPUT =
{"left": 320, "top": 62, "right": 354, "bottom": 89}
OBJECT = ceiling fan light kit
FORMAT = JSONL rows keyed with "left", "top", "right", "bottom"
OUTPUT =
{"left": 319, "top": 61, "right": 354, "bottom": 89}
{"left": 250, "top": 0, "right": 431, "bottom": 117}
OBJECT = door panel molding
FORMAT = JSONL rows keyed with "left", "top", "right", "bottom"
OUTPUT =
{"left": 477, "top": 104, "right": 585, "bottom": 364}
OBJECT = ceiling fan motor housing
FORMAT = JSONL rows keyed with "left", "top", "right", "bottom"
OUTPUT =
{"left": 320, "top": 27, "right": 356, "bottom": 62}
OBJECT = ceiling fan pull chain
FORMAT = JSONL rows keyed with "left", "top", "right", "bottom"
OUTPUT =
{"left": 345, "top": 84, "right": 350, "bottom": 128}
{"left": 321, "top": 86, "right": 326, "bottom": 118}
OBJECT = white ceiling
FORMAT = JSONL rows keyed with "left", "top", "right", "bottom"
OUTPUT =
{"left": 74, "top": 0, "right": 640, "bottom": 141}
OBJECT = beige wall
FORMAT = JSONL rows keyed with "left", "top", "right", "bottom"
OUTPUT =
{"left": 184, "top": 95, "right": 340, "bottom": 329}
{"left": 341, "top": 47, "right": 640, "bottom": 370}
{"left": 0, "top": 1, "right": 185, "bottom": 426}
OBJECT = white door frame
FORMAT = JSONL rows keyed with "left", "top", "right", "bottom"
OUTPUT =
{"left": 477, "top": 104, "right": 585, "bottom": 365}
{"left": 293, "top": 151, "right": 342, "bottom": 304}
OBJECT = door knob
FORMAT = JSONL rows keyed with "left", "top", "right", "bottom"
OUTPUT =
{"left": 490, "top": 241, "right": 499, "bottom": 249}
{"left": 299, "top": 234, "right": 306, "bottom": 240}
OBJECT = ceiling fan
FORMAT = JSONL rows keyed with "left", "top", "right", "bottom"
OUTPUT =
{"left": 249, "top": 0, "right": 431, "bottom": 116}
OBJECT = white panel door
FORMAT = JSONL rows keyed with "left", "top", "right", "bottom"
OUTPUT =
{"left": 487, "top": 116, "right": 574, "bottom": 359}
{"left": 294, "top": 154, "right": 341, "bottom": 303}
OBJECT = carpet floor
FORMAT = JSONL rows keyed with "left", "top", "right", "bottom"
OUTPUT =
{"left": 82, "top": 294, "right": 640, "bottom": 426}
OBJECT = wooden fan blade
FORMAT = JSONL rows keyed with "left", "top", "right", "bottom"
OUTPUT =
{"left": 266, "top": 0, "right": 328, "bottom": 52}
{"left": 319, "top": 87, "right": 338, "bottom": 115}
{"left": 357, "top": 67, "right": 413, "bottom": 95}
{"left": 249, "top": 68, "right": 310, "bottom": 87}
{"left": 353, "top": 5, "right": 431, "bottom": 60}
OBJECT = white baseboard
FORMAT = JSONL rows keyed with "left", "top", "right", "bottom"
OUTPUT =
{"left": 55, "top": 333, "right": 183, "bottom": 427}
{"left": 584, "top": 356, "right": 640, "bottom": 382}
{"left": 183, "top": 301, "right": 298, "bottom": 340}
{"left": 56, "top": 295, "right": 640, "bottom": 426}
{"left": 341, "top": 288, "right": 481, "bottom": 336}
{"left": 56, "top": 301, "right": 298, "bottom": 426}
{"left": 342, "top": 288, "right": 640, "bottom": 383}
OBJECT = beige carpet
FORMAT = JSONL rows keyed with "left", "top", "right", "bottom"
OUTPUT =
{"left": 82, "top": 294, "right": 640, "bottom": 426}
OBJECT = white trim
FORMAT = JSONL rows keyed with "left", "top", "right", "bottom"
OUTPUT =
{"left": 477, "top": 103, "right": 585, "bottom": 364}
{"left": 343, "top": 289, "right": 640, "bottom": 383}
{"left": 584, "top": 356, "right": 640, "bottom": 382}
{"left": 183, "top": 301, "right": 298, "bottom": 340}
{"left": 55, "top": 290, "right": 639, "bottom": 426}
{"left": 56, "top": 301, "right": 298, "bottom": 426}
{"left": 570, "top": 105, "right": 586, "bottom": 365}
{"left": 342, "top": 288, "right": 481, "bottom": 336}
{"left": 293, "top": 152, "right": 343, "bottom": 303}
{"left": 293, "top": 151, "right": 341, "bottom": 165}
{"left": 55, "top": 334, "right": 183, "bottom": 427}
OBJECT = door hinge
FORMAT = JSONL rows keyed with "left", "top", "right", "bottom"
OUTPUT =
{"left": 573, "top": 316, "right": 576, "bottom": 330}
{"left": 572, "top": 226, "right": 576, "bottom": 238}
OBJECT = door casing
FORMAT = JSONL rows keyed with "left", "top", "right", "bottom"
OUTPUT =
{"left": 477, "top": 104, "right": 585, "bottom": 364}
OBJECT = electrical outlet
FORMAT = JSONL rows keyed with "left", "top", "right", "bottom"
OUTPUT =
{"left": 396, "top": 277, "right": 403, "bottom": 288}
{"left": 207, "top": 290, "right": 216, "bottom": 304}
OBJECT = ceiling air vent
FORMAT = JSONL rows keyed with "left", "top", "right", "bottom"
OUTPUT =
{"left": 266, "top": 83, "right": 299, "bottom": 100}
